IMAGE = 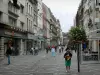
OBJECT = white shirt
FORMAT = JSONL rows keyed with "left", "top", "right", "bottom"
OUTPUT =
{"left": 51, "top": 48, "right": 55, "bottom": 52}
{"left": 31, "top": 48, "right": 34, "bottom": 51}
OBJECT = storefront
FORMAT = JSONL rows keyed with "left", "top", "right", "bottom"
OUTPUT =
{"left": 26, "top": 33, "right": 38, "bottom": 53}
{"left": 0, "top": 25, "right": 27, "bottom": 59}
{"left": 81, "top": 38, "right": 100, "bottom": 64}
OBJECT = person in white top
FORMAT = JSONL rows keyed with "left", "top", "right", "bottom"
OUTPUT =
{"left": 59, "top": 46, "right": 61, "bottom": 53}
{"left": 30, "top": 47, "right": 34, "bottom": 55}
{"left": 51, "top": 46, "right": 56, "bottom": 57}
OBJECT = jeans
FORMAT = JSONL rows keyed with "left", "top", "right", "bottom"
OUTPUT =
{"left": 8, "top": 55, "right": 10, "bottom": 65}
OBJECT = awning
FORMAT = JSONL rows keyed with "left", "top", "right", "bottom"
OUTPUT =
{"left": 1, "top": 34, "right": 27, "bottom": 40}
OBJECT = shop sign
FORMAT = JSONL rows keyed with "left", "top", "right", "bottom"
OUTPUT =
{"left": 5, "top": 31, "right": 23, "bottom": 37}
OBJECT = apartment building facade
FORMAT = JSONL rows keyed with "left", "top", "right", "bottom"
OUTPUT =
{"left": 0, "top": 0, "right": 62, "bottom": 59}
{"left": 42, "top": 3, "right": 61, "bottom": 47}
{"left": 0, "top": 0, "right": 28, "bottom": 59}
{"left": 75, "top": 0, "right": 100, "bottom": 63}
{"left": 37, "top": 0, "right": 44, "bottom": 50}
{"left": 42, "top": 3, "right": 50, "bottom": 47}
{"left": 25, "top": 0, "right": 38, "bottom": 52}
{"left": 56, "top": 20, "right": 63, "bottom": 45}
{"left": 50, "top": 14, "right": 58, "bottom": 46}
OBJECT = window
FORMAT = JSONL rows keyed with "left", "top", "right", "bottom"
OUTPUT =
{"left": 9, "top": 17, "right": 16, "bottom": 26}
{"left": 31, "top": 7, "right": 32, "bottom": 15}
{"left": 34, "top": 14, "right": 37, "bottom": 24}
{"left": 29, "top": 5, "right": 30, "bottom": 14}
{"left": 8, "top": 2, "right": 18, "bottom": 14}
{"left": 20, "top": 22, "right": 24, "bottom": 29}
{"left": 27, "top": 3, "right": 28, "bottom": 13}
{"left": 31, "top": 21, "right": 32, "bottom": 30}
{"left": 29, "top": 20, "right": 30, "bottom": 31}
{"left": 96, "top": 0, "right": 98, "bottom": 5}
{"left": 27, "top": 18, "right": 28, "bottom": 30}
{"left": 20, "top": 5, "right": 24, "bottom": 14}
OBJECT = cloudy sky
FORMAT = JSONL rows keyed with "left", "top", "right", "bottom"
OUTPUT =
{"left": 42, "top": 0, "right": 81, "bottom": 32}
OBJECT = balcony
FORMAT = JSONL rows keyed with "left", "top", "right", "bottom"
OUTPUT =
{"left": 29, "top": 0, "right": 37, "bottom": 4}
{"left": 8, "top": 2, "right": 19, "bottom": 17}
{"left": 95, "top": 5, "right": 100, "bottom": 11}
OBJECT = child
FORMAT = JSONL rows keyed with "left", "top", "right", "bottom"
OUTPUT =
{"left": 64, "top": 48, "right": 72, "bottom": 72}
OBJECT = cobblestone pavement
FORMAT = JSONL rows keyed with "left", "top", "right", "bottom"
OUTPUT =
{"left": 0, "top": 50, "right": 100, "bottom": 75}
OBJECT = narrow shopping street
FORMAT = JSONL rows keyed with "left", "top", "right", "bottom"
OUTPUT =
{"left": 0, "top": 50, "right": 100, "bottom": 75}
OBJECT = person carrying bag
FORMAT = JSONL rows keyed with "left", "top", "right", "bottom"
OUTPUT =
{"left": 64, "top": 48, "right": 72, "bottom": 72}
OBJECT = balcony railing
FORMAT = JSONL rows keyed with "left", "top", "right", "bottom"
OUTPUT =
{"left": 8, "top": 3, "right": 19, "bottom": 17}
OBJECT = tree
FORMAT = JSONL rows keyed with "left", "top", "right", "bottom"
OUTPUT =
{"left": 69, "top": 26, "right": 87, "bottom": 72}
{"left": 69, "top": 26, "right": 87, "bottom": 42}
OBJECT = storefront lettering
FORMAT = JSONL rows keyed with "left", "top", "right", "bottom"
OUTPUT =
{"left": 5, "top": 31, "right": 22, "bottom": 37}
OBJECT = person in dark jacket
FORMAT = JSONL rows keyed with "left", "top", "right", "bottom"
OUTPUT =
{"left": 6, "top": 47, "right": 12, "bottom": 65}
{"left": 46, "top": 47, "right": 49, "bottom": 54}
{"left": 64, "top": 48, "right": 72, "bottom": 72}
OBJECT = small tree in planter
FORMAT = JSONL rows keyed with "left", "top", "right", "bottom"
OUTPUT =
{"left": 69, "top": 26, "right": 87, "bottom": 72}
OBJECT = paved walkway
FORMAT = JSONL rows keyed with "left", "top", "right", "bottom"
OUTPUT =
{"left": 0, "top": 50, "right": 46, "bottom": 66}
{"left": 0, "top": 49, "right": 100, "bottom": 75}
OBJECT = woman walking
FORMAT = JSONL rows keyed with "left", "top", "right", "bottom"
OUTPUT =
{"left": 64, "top": 48, "right": 72, "bottom": 72}
{"left": 51, "top": 46, "right": 56, "bottom": 57}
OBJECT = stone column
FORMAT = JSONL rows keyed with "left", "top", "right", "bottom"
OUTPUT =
{"left": 24, "top": 40, "right": 27, "bottom": 55}
{"left": 0, "top": 37, "right": 4, "bottom": 59}
{"left": 92, "top": 40, "right": 97, "bottom": 52}
{"left": 89, "top": 40, "right": 91, "bottom": 49}
{"left": 19, "top": 39, "right": 24, "bottom": 55}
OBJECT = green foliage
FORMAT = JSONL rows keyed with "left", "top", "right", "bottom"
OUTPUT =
{"left": 69, "top": 26, "right": 87, "bottom": 42}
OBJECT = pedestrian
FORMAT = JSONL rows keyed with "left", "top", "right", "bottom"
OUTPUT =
{"left": 59, "top": 46, "right": 61, "bottom": 53}
{"left": 51, "top": 46, "right": 56, "bottom": 57}
{"left": 55, "top": 46, "right": 57, "bottom": 52}
{"left": 64, "top": 48, "right": 72, "bottom": 72}
{"left": 46, "top": 46, "right": 48, "bottom": 54}
{"left": 6, "top": 46, "right": 12, "bottom": 65}
{"left": 30, "top": 47, "right": 34, "bottom": 55}
{"left": 34, "top": 46, "right": 38, "bottom": 55}
{"left": 48, "top": 46, "right": 51, "bottom": 52}
{"left": 62, "top": 46, "right": 64, "bottom": 53}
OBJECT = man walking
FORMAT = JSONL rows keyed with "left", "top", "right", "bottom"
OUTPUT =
{"left": 59, "top": 46, "right": 61, "bottom": 53}
{"left": 46, "top": 46, "right": 48, "bottom": 54}
{"left": 30, "top": 47, "right": 34, "bottom": 55}
{"left": 6, "top": 46, "right": 12, "bottom": 65}
{"left": 62, "top": 46, "right": 64, "bottom": 53}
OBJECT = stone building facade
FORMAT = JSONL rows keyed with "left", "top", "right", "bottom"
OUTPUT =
{"left": 0, "top": 0, "right": 28, "bottom": 59}
{"left": 75, "top": 0, "right": 100, "bottom": 52}
{"left": 0, "top": 0, "right": 62, "bottom": 59}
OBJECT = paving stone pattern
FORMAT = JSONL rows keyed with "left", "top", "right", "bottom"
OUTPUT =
{"left": 0, "top": 50, "right": 100, "bottom": 75}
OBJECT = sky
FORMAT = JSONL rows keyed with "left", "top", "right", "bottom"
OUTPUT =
{"left": 42, "top": 0, "right": 81, "bottom": 32}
